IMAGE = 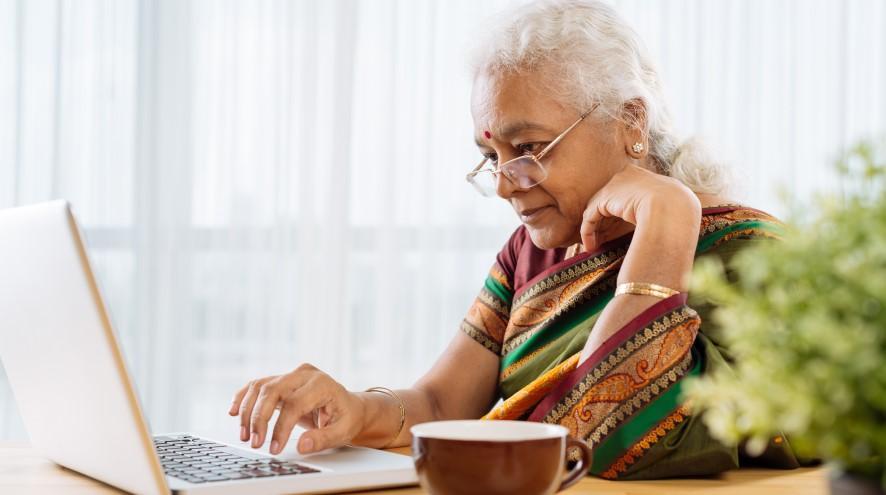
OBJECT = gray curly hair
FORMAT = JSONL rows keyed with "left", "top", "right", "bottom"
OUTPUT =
{"left": 470, "top": 0, "right": 728, "bottom": 194}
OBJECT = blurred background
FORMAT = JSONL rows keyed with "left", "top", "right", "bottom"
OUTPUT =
{"left": 1, "top": 0, "right": 884, "bottom": 441}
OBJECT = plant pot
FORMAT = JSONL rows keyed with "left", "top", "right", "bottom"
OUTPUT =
{"left": 830, "top": 470, "right": 885, "bottom": 495}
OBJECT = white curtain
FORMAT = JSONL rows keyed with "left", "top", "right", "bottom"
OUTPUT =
{"left": 1, "top": 0, "right": 884, "bottom": 441}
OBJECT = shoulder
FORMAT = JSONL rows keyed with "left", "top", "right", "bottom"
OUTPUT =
{"left": 699, "top": 204, "right": 784, "bottom": 253}
{"left": 694, "top": 204, "right": 786, "bottom": 288}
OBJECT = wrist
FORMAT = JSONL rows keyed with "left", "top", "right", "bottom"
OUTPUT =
{"left": 619, "top": 201, "right": 701, "bottom": 292}
{"left": 633, "top": 191, "right": 701, "bottom": 256}
{"left": 352, "top": 388, "right": 405, "bottom": 448}
{"left": 353, "top": 391, "right": 370, "bottom": 432}
{"left": 636, "top": 186, "right": 702, "bottom": 232}
{"left": 617, "top": 238, "right": 695, "bottom": 292}
{"left": 350, "top": 391, "right": 377, "bottom": 446}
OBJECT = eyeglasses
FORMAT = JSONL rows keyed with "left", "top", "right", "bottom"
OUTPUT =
{"left": 466, "top": 103, "right": 598, "bottom": 197}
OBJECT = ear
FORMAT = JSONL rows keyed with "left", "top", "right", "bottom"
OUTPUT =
{"left": 619, "top": 98, "right": 648, "bottom": 159}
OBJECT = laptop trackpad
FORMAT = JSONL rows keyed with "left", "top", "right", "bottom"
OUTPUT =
{"left": 272, "top": 446, "right": 413, "bottom": 473}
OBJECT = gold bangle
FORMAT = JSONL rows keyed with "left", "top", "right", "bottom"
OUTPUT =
{"left": 364, "top": 387, "right": 406, "bottom": 449}
{"left": 614, "top": 282, "right": 680, "bottom": 299}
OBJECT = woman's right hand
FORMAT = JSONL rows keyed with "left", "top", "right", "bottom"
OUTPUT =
{"left": 228, "top": 363, "right": 366, "bottom": 455}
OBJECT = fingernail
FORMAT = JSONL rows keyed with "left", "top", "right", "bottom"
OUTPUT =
{"left": 252, "top": 433, "right": 260, "bottom": 448}
{"left": 300, "top": 437, "right": 314, "bottom": 453}
{"left": 240, "top": 426, "right": 247, "bottom": 441}
{"left": 270, "top": 440, "right": 279, "bottom": 454}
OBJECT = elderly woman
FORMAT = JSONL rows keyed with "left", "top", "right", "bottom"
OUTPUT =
{"left": 229, "top": 0, "right": 806, "bottom": 479}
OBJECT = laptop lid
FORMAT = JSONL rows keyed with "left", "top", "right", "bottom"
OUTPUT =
{"left": 0, "top": 200, "right": 168, "bottom": 495}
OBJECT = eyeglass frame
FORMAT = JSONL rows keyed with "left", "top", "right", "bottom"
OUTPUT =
{"left": 466, "top": 102, "right": 600, "bottom": 196}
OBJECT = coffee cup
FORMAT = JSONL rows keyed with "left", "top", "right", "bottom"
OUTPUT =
{"left": 410, "top": 419, "right": 592, "bottom": 495}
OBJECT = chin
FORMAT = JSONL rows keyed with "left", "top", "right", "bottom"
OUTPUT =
{"left": 524, "top": 224, "right": 572, "bottom": 250}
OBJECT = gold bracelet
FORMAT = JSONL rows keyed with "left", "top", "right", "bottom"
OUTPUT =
{"left": 364, "top": 386, "right": 406, "bottom": 449}
{"left": 614, "top": 282, "right": 680, "bottom": 299}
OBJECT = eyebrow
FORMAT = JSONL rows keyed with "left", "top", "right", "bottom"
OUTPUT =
{"left": 474, "top": 120, "right": 557, "bottom": 147}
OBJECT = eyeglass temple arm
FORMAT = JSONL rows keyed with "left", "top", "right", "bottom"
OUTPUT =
{"left": 536, "top": 103, "right": 599, "bottom": 161}
{"left": 466, "top": 157, "right": 489, "bottom": 177}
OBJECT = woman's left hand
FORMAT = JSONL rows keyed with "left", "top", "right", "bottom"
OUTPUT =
{"left": 580, "top": 164, "right": 701, "bottom": 254}
{"left": 576, "top": 164, "right": 702, "bottom": 364}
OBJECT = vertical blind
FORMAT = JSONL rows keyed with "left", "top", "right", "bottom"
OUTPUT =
{"left": 1, "top": 0, "right": 884, "bottom": 440}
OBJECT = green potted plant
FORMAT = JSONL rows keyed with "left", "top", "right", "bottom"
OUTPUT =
{"left": 686, "top": 139, "right": 886, "bottom": 495}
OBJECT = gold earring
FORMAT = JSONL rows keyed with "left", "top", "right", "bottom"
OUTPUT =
{"left": 631, "top": 142, "right": 644, "bottom": 153}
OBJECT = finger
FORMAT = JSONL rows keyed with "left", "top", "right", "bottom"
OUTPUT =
{"left": 268, "top": 403, "right": 302, "bottom": 455}
{"left": 229, "top": 384, "right": 249, "bottom": 416}
{"left": 580, "top": 223, "right": 597, "bottom": 253}
{"left": 298, "top": 417, "right": 351, "bottom": 454}
{"left": 265, "top": 376, "right": 330, "bottom": 453}
{"left": 249, "top": 381, "right": 284, "bottom": 449}
{"left": 238, "top": 380, "right": 264, "bottom": 441}
{"left": 581, "top": 204, "right": 603, "bottom": 252}
{"left": 248, "top": 370, "right": 314, "bottom": 448}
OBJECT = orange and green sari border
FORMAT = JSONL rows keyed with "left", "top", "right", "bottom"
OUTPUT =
{"left": 590, "top": 356, "right": 701, "bottom": 477}
{"left": 499, "top": 240, "right": 628, "bottom": 369}
{"left": 697, "top": 219, "right": 783, "bottom": 252}
{"left": 485, "top": 302, "right": 698, "bottom": 426}
{"left": 458, "top": 264, "right": 513, "bottom": 354}
{"left": 526, "top": 296, "right": 698, "bottom": 426}
{"left": 522, "top": 296, "right": 702, "bottom": 479}
{"left": 484, "top": 266, "right": 513, "bottom": 305}
{"left": 501, "top": 279, "right": 616, "bottom": 369}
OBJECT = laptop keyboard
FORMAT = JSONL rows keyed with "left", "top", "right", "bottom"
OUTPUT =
{"left": 153, "top": 434, "right": 319, "bottom": 484}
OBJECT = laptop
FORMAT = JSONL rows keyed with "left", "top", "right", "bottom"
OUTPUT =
{"left": 0, "top": 200, "right": 418, "bottom": 494}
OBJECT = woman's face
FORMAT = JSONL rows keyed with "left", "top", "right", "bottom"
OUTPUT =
{"left": 471, "top": 71, "right": 631, "bottom": 250}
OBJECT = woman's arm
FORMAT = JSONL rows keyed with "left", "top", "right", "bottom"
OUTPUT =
{"left": 230, "top": 330, "right": 499, "bottom": 455}
{"left": 577, "top": 165, "right": 702, "bottom": 363}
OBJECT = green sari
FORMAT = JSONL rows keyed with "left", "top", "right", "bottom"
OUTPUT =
{"left": 461, "top": 205, "right": 812, "bottom": 479}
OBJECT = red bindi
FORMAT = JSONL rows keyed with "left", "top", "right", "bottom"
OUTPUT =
{"left": 484, "top": 130, "right": 492, "bottom": 139}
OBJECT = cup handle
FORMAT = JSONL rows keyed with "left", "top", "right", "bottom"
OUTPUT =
{"left": 557, "top": 437, "right": 593, "bottom": 492}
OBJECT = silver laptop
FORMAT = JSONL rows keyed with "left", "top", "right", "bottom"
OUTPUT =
{"left": 0, "top": 200, "right": 417, "bottom": 494}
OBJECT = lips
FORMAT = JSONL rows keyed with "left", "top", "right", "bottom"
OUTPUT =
{"left": 519, "top": 206, "right": 546, "bottom": 216}
{"left": 519, "top": 205, "right": 552, "bottom": 223}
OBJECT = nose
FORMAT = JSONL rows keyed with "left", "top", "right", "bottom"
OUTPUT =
{"left": 494, "top": 169, "right": 520, "bottom": 199}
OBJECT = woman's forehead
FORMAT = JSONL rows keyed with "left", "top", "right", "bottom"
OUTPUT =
{"left": 471, "top": 72, "right": 572, "bottom": 137}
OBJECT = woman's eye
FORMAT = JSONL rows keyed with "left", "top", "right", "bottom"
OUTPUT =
{"left": 517, "top": 143, "right": 543, "bottom": 155}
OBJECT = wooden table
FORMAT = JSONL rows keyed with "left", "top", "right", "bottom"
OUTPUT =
{"left": 0, "top": 441, "right": 829, "bottom": 494}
